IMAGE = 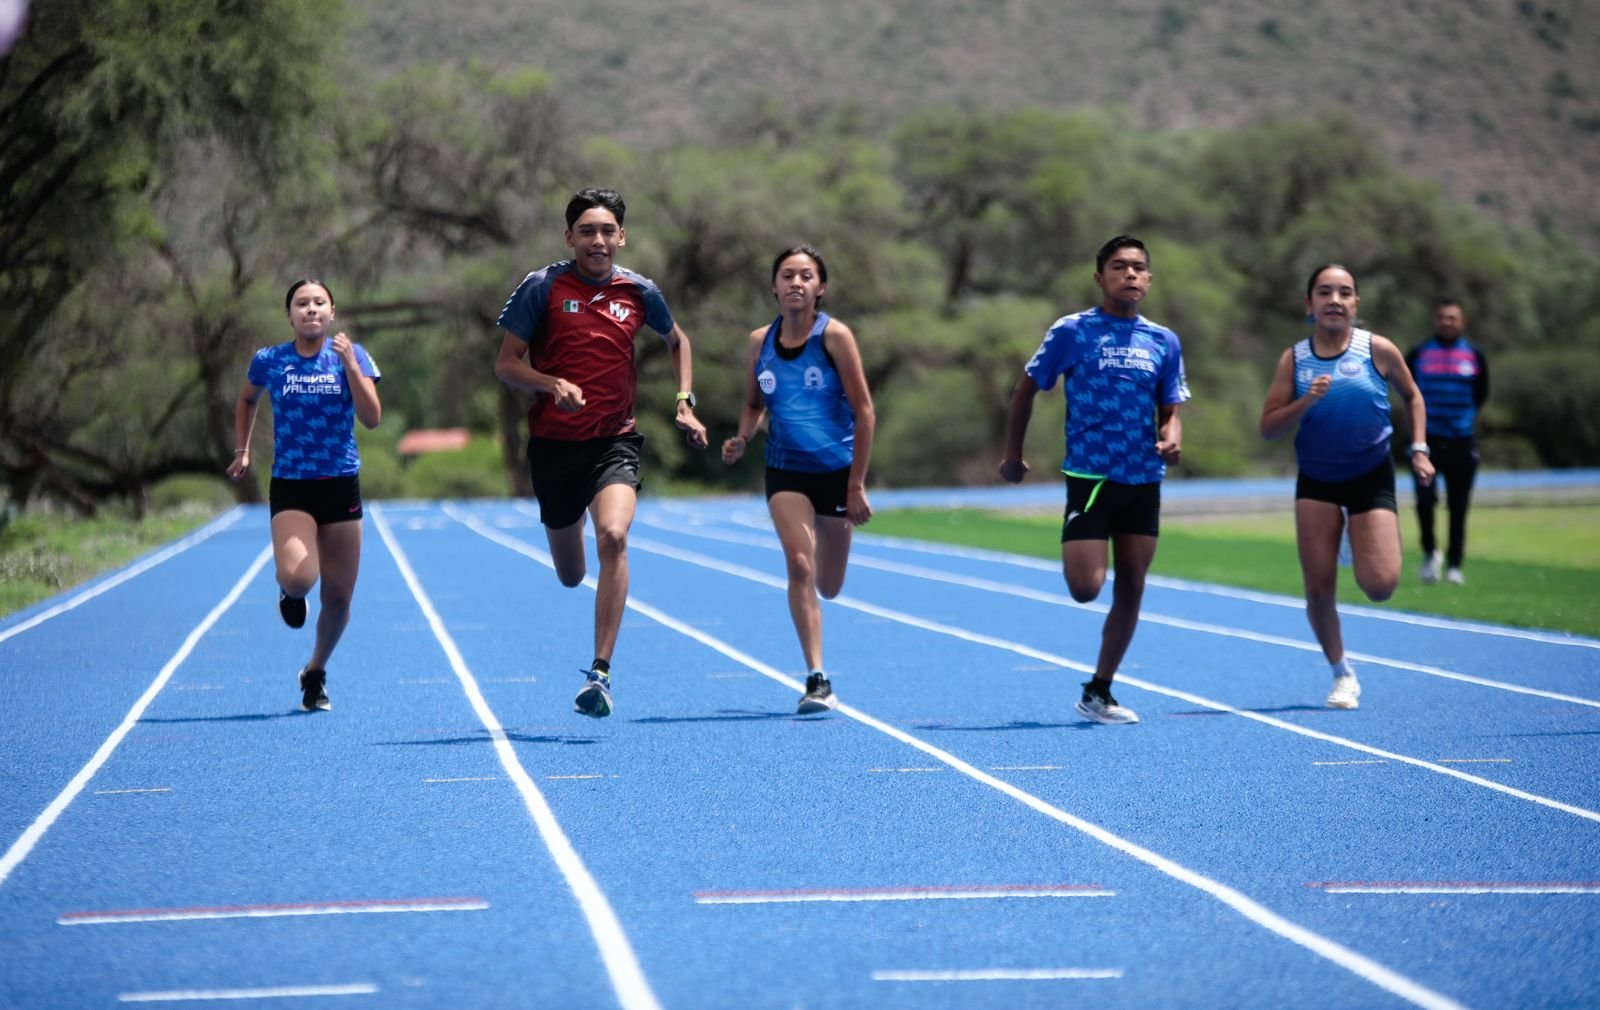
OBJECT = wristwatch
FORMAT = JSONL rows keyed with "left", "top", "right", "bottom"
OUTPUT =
{"left": 1408, "top": 442, "right": 1430, "bottom": 457}
{"left": 676, "top": 391, "right": 696, "bottom": 408}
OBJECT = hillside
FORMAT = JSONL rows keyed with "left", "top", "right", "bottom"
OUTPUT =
{"left": 351, "top": 0, "right": 1600, "bottom": 248}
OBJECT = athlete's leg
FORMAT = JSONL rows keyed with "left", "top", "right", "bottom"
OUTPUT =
{"left": 307, "top": 519, "right": 362, "bottom": 670}
{"left": 545, "top": 517, "right": 588, "bottom": 588}
{"left": 813, "top": 514, "right": 854, "bottom": 600}
{"left": 588, "top": 482, "right": 637, "bottom": 664}
{"left": 271, "top": 510, "right": 320, "bottom": 598}
{"left": 1347, "top": 507, "right": 1401, "bottom": 603}
{"left": 1094, "top": 533, "right": 1157, "bottom": 681}
{"left": 1061, "top": 539, "right": 1109, "bottom": 603}
{"left": 769, "top": 491, "right": 824, "bottom": 671}
{"left": 1296, "top": 499, "right": 1346, "bottom": 663}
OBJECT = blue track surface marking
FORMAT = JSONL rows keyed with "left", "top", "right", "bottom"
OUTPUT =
{"left": 4, "top": 483, "right": 1598, "bottom": 1008}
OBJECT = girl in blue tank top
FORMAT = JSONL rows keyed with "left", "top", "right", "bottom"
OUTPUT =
{"left": 1261, "top": 264, "right": 1433, "bottom": 712}
{"left": 722, "top": 245, "right": 876, "bottom": 716}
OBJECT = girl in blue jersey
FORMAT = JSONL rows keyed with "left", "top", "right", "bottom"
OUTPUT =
{"left": 227, "top": 280, "right": 382, "bottom": 712}
{"left": 1260, "top": 265, "right": 1432, "bottom": 710}
{"left": 722, "top": 245, "right": 876, "bottom": 714}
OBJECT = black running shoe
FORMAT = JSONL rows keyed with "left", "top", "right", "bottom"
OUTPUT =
{"left": 574, "top": 668, "right": 612, "bottom": 719}
{"left": 279, "top": 590, "right": 307, "bottom": 629}
{"left": 299, "top": 667, "right": 330, "bottom": 712}
{"left": 797, "top": 672, "right": 836, "bottom": 715}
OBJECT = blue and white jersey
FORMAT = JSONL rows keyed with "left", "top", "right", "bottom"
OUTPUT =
{"left": 247, "top": 341, "right": 380, "bottom": 479}
{"left": 755, "top": 313, "right": 854, "bottom": 473}
{"left": 1292, "top": 328, "right": 1392, "bottom": 482}
{"left": 1025, "top": 307, "right": 1189, "bottom": 485}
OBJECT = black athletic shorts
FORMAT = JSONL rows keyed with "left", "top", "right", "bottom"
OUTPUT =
{"left": 269, "top": 475, "right": 363, "bottom": 525}
{"left": 1061, "top": 476, "right": 1161, "bottom": 542}
{"left": 1295, "top": 456, "right": 1397, "bottom": 515}
{"left": 765, "top": 466, "right": 850, "bottom": 518}
{"left": 527, "top": 432, "right": 644, "bottom": 529}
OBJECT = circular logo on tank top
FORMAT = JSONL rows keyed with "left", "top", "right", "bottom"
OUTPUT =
{"left": 1336, "top": 357, "right": 1363, "bottom": 377}
{"left": 758, "top": 369, "right": 777, "bottom": 395}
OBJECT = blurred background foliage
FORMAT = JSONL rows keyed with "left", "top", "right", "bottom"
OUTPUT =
{"left": 3, "top": 1, "right": 1598, "bottom": 517}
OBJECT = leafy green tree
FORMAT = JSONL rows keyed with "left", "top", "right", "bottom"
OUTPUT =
{"left": 0, "top": 0, "right": 338, "bottom": 511}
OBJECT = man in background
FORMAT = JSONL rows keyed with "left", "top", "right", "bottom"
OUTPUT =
{"left": 1406, "top": 297, "right": 1489, "bottom": 585}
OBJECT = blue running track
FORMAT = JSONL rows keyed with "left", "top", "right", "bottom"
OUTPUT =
{"left": 2, "top": 484, "right": 1598, "bottom": 1009}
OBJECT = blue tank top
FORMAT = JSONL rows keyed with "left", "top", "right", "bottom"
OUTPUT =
{"left": 1292, "top": 329, "right": 1392, "bottom": 482}
{"left": 755, "top": 313, "right": 854, "bottom": 473}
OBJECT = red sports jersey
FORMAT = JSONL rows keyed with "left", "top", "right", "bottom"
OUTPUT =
{"left": 497, "top": 262, "right": 676, "bottom": 440}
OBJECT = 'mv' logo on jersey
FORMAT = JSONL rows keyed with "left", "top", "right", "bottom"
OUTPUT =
{"left": 608, "top": 301, "right": 632, "bottom": 323}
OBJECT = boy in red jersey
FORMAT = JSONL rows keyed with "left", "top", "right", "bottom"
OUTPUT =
{"left": 494, "top": 188, "right": 708, "bottom": 718}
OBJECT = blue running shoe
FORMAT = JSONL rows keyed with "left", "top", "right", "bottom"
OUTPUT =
{"left": 574, "top": 668, "right": 612, "bottom": 719}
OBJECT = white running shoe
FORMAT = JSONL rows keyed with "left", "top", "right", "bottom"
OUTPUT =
{"left": 1326, "top": 673, "right": 1361, "bottom": 709}
{"left": 1420, "top": 551, "right": 1442, "bottom": 585}
{"left": 1445, "top": 567, "right": 1465, "bottom": 585}
{"left": 1076, "top": 682, "right": 1139, "bottom": 725}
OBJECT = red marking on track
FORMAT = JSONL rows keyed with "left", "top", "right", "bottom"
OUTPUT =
{"left": 59, "top": 896, "right": 488, "bottom": 924}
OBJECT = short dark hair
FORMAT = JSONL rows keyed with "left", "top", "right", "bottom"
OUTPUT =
{"left": 284, "top": 278, "right": 334, "bottom": 311}
{"left": 1095, "top": 235, "right": 1149, "bottom": 273}
{"left": 1305, "top": 263, "right": 1358, "bottom": 298}
{"left": 565, "top": 188, "right": 626, "bottom": 229}
{"left": 1434, "top": 296, "right": 1462, "bottom": 310}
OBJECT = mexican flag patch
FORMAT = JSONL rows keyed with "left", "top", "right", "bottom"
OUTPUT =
{"left": 562, "top": 299, "right": 581, "bottom": 312}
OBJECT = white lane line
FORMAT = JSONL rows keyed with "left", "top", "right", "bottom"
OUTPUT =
{"left": 647, "top": 509, "right": 1600, "bottom": 652}
{"left": 696, "top": 884, "right": 1113, "bottom": 904}
{"left": 455, "top": 513, "right": 1470, "bottom": 1010}
{"left": 637, "top": 516, "right": 1600, "bottom": 709}
{"left": 991, "top": 765, "right": 1062, "bottom": 771}
{"left": 375, "top": 505, "right": 662, "bottom": 1010}
{"left": 622, "top": 531, "right": 1600, "bottom": 826}
{"left": 0, "top": 546, "right": 270, "bottom": 889}
{"left": 873, "top": 968, "right": 1122, "bottom": 982}
{"left": 1309, "top": 882, "right": 1600, "bottom": 895}
{"left": 94, "top": 788, "right": 172, "bottom": 795}
{"left": 869, "top": 767, "right": 942, "bottom": 774}
{"left": 843, "top": 525, "right": 1600, "bottom": 651}
{"left": 1435, "top": 758, "right": 1511, "bottom": 765}
{"left": 0, "top": 507, "right": 245, "bottom": 646}
{"left": 62, "top": 897, "right": 487, "bottom": 925}
{"left": 118, "top": 983, "right": 377, "bottom": 1002}
{"left": 423, "top": 777, "right": 498, "bottom": 784}
{"left": 1313, "top": 760, "right": 1388, "bottom": 766}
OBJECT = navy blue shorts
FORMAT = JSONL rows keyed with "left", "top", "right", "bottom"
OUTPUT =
{"left": 269, "top": 475, "right": 363, "bottom": 525}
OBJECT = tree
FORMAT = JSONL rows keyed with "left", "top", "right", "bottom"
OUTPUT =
{"left": 0, "top": 0, "right": 339, "bottom": 511}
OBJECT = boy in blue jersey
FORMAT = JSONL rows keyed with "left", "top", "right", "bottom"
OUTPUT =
{"left": 999, "top": 236, "right": 1189, "bottom": 725}
{"left": 1405, "top": 298, "right": 1489, "bottom": 585}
